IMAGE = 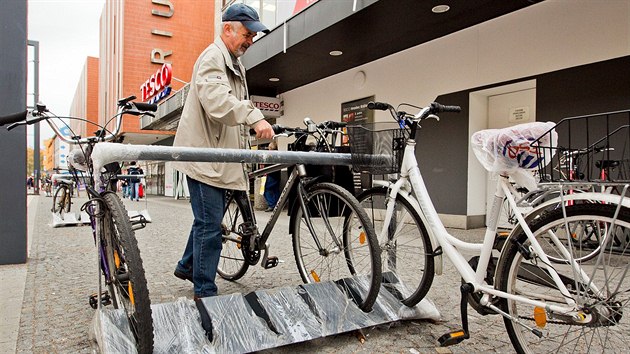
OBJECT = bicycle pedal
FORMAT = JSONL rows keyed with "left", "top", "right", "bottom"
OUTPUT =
{"left": 263, "top": 256, "right": 282, "bottom": 269}
{"left": 437, "top": 329, "right": 468, "bottom": 347}
{"left": 88, "top": 291, "right": 111, "bottom": 309}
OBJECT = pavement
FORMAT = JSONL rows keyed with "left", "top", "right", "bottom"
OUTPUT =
{"left": 0, "top": 193, "right": 517, "bottom": 353}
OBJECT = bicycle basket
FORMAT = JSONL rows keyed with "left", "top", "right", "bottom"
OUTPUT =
{"left": 535, "top": 109, "right": 630, "bottom": 183}
{"left": 346, "top": 122, "right": 406, "bottom": 174}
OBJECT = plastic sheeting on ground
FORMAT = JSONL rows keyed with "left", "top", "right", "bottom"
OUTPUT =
{"left": 91, "top": 275, "right": 440, "bottom": 353}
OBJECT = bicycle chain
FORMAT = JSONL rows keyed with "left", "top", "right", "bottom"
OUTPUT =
{"left": 238, "top": 221, "right": 261, "bottom": 265}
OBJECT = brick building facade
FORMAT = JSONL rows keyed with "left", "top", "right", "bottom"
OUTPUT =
{"left": 69, "top": 56, "right": 100, "bottom": 139}
{"left": 99, "top": 0, "right": 215, "bottom": 145}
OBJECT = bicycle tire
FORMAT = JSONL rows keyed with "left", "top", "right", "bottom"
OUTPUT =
{"left": 217, "top": 195, "right": 250, "bottom": 280}
{"left": 101, "top": 193, "right": 153, "bottom": 354}
{"left": 496, "top": 203, "right": 630, "bottom": 353}
{"left": 357, "top": 186, "right": 434, "bottom": 307}
{"left": 536, "top": 198, "right": 609, "bottom": 264}
{"left": 499, "top": 195, "right": 519, "bottom": 229}
{"left": 52, "top": 185, "right": 71, "bottom": 213}
{"left": 292, "top": 182, "right": 382, "bottom": 312}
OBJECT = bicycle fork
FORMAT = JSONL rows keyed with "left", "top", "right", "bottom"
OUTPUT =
{"left": 295, "top": 170, "right": 343, "bottom": 257}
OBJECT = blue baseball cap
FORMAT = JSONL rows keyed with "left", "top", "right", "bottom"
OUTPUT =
{"left": 222, "top": 3, "right": 270, "bottom": 34}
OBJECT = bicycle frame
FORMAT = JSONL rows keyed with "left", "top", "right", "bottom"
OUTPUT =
{"left": 376, "top": 118, "right": 629, "bottom": 317}
{"left": 225, "top": 162, "right": 326, "bottom": 266}
{"left": 36, "top": 102, "right": 149, "bottom": 311}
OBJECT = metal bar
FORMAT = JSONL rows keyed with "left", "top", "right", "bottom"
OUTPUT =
{"left": 28, "top": 40, "right": 40, "bottom": 195}
{"left": 91, "top": 143, "right": 364, "bottom": 166}
{"left": 91, "top": 143, "right": 390, "bottom": 190}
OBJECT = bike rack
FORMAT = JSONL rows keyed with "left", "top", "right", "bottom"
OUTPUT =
{"left": 91, "top": 274, "right": 440, "bottom": 353}
{"left": 88, "top": 144, "right": 423, "bottom": 352}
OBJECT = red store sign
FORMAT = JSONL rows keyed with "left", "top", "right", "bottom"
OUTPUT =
{"left": 140, "top": 63, "right": 172, "bottom": 101}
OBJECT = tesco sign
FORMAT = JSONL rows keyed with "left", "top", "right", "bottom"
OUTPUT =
{"left": 251, "top": 95, "right": 283, "bottom": 118}
{"left": 140, "top": 63, "right": 172, "bottom": 101}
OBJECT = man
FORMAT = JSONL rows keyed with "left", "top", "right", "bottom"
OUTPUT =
{"left": 173, "top": 3, "right": 274, "bottom": 300}
{"left": 127, "top": 161, "right": 143, "bottom": 201}
{"left": 263, "top": 141, "right": 281, "bottom": 211}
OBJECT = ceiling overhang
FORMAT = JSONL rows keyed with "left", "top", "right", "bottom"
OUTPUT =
{"left": 242, "top": 0, "right": 541, "bottom": 97}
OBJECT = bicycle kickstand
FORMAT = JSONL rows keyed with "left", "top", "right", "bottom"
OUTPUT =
{"left": 437, "top": 283, "right": 472, "bottom": 347}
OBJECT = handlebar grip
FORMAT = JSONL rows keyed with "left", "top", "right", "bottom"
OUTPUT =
{"left": 318, "top": 121, "right": 347, "bottom": 129}
{"left": 118, "top": 95, "right": 137, "bottom": 106}
{"left": 272, "top": 124, "right": 285, "bottom": 134}
{"left": 249, "top": 124, "right": 286, "bottom": 136}
{"left": 430, "top": 102, "right": 461, "bottom": 113}
{"left": 442, "top": 105, "right": 462, "bottom": 113}
{"left": 132, "top": 102, "right": 158, "bottom": 112}
{"left": 0, "top": 111, "right": 27, "bottom": 126}
{"left": 367, "top": 101, "right": 390, "bottom": 111}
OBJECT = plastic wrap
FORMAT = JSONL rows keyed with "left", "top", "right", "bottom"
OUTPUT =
{"left": 471, "top": 122, "right": 557, "bottom": 190}
{"left": 91, "top": 277, "right": 440, "bottom": 353}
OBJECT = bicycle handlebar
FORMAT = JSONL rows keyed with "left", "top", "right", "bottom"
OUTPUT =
{"left": 249, "top": 120, "right": 346, "bottom": 136}
{"left": 367, "top": 101, "right": 461, "bottom": 122}
{"left": 0, "top": 95, "right": 158, "bottom": 144}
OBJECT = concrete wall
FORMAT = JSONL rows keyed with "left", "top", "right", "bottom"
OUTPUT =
{"left": 0, "top": 1, "right": 27, "bottom": 264}
{"left": 277, "top": 1, "right": 630, "bottom": 227}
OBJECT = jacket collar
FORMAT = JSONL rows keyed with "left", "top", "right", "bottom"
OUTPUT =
{"left": 214, "top": 36, "right": 245, "bottom": 79}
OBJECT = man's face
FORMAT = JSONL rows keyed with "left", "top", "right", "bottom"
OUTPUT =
{"left": 223, "top": 23, "right": 256, "bottom": 57}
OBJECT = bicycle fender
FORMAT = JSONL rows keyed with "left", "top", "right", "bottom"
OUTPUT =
{"left": 529, "top": 191, "right": 630, "bottom": 217}
{"left": 503, "top": 190, "right": 630, "bottom": 255}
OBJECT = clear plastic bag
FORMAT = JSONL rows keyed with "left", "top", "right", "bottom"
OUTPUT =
{"left": 471, "top": 121, "right": 557, "bottom": 190}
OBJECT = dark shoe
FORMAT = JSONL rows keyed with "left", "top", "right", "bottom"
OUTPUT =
{"left": 174, "top": 268, "right": 193, "bottom": 283}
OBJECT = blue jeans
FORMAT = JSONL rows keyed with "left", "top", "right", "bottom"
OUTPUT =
{"left": 176, "top": 177, "right": 225, "bottom": 297}
{"left": 264, "top": 173, "right": 280, "bottom": 208}
{"left": 129, "top": 182, "right": 140, "bottom": 200}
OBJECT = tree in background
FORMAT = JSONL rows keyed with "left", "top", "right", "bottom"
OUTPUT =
{"left": 26, "top": 147, "right": 45, "bottom": 176}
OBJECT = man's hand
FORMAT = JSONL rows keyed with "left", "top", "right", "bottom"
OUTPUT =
{"left": 252, "top": 119, "right": 274, "bottom": 139}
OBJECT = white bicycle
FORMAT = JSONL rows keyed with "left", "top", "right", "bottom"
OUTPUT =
{"left": 351, "top": 101, "right": 630, "bottom": 353}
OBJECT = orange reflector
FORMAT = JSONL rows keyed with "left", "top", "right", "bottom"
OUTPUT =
{"left": 451, "top": 330, "right": 465, "bottom": 338}
{"left": 128, "top": 282, "right": 135, "bottom": 305}
{"left": 237, "top": 236, "right": 242, "bottom": 249}
{"left": 310, "top": 270, "right": 321, "bottom": 282}
{"left": 534, "top": 307, "right": 547, "bottom": 328}
{"left": 359, "top": 232, "right": 366, "bottom": 245}
{"left": 114, "top": 251, "right": 121, "bottom": 268}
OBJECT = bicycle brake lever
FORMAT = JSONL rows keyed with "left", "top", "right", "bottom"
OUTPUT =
{"left": 426, "top": 114, "right": 440, "bottom": 121}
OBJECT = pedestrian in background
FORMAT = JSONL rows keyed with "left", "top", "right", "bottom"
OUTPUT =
{"left": 121, "top": 179, "right": 129, "bottom": 198}
{"left": 264, "top": 141, "right": 280, "bottom": 212}
{"left": 127, "top": 161, "right": 143, "bottom": 201}
{"left": 172, "top": 3, "right": 273, "bottom": 300}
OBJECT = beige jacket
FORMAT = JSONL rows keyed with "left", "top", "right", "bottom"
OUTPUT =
{"left": 173, "top": 36, "right": 265, "bottom": 191}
